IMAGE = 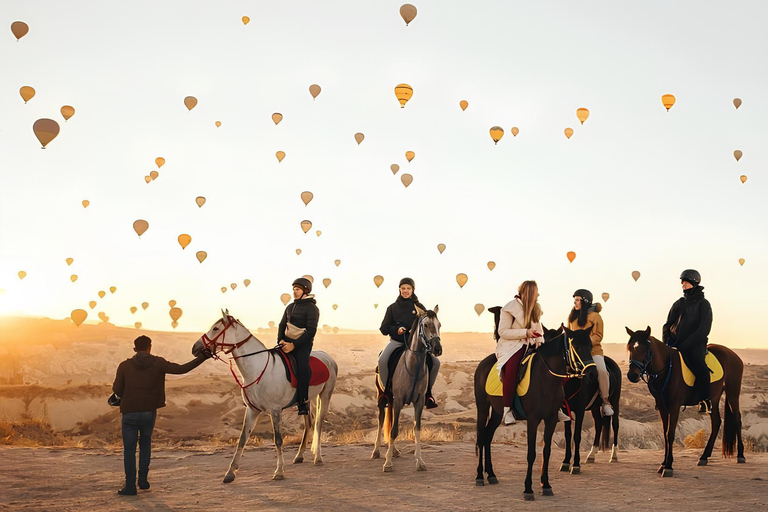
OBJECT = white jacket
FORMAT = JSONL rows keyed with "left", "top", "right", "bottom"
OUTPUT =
{"left": 495, "top": 298, "right": 544, "bottom": 374}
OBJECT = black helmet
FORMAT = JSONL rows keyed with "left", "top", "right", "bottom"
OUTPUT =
{"left": 573, "top": 289, "right": 593, "bottom": 304}
{"left": 399, "top": 277, "right": 415, "bottom": 289}
{"left": 679, "top": 269, "right": 701, "bottom": 286}
{"left": 292, "top": 277, "right": 312, "bottom": 295}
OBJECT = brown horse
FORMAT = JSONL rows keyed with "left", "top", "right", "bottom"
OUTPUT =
{"left": 625, "top": 327, "right": 745, "bottom": 477}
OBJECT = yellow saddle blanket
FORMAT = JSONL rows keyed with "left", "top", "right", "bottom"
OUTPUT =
{"left": 679, "top": 351, "right": 723, "bottom": 386}
{"left": 486, "top": 354, "right": 535, "bottom": 398}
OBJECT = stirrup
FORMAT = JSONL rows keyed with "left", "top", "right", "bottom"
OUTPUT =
{"left": 698, "top": 400, "right": 712, "bottom": 414}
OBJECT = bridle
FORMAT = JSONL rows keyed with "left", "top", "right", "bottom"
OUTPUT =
{"left": 628, "top": 335, "right": 673, "bottom": 408}
{"left": 405, "top": 314, "right": 441, "bottom": 404}
{"left": 408, "top": 316, "right": 441, "bottom": 355}
{"left": 539, "top": 331, "right": 596, "bottom": 379}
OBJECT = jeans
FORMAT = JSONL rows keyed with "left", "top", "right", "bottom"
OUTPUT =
{"left": 122, "top": 410, "right": 157, "bottom": 486}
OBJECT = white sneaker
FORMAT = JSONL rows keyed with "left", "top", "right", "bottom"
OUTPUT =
{"left": 503, "top": 407, "right": 516, "bottom": 425}
{"left": 558, "top": 410, "right": 571, "bottom": 422}
{"left": 602, "top": 403, "right": 614, "bottom": 416}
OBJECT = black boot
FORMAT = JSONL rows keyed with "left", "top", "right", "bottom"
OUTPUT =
{"left": 425, "top": 393, "right": 438, "bottom": 409}
{"left": 118, "top": 485, "right": 137, "bottom": 496}
{"left": 138, "top": 477, "right": 150, "bottom": 490}
{"left": 297, "top": 400, "right": 309, "bottom": 416}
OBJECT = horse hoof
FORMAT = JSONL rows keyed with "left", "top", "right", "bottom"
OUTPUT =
{"left": 293, "top": 456, "right": 304, "bottom": 464}
{"left": 487, "top": 476, "right": 499, "bottom": 485}
{"left": 662, "top": 468, "right": 673, "bottom": 478}
{"left": 609, "top": 457, "right": 618, "bottom": 463}
{"left": 738, "top": 456, "right": 746, "bottom": 464}
{"left": 314, "top": 459, "right": 323, "bottom": 466}
{"left": 371, "top": 451, "right": 380, "bottom": 460}
{"left": 383, "top": 465, "right": 393, "bottom": 473}
{"left": 657, "top": 465, "right": 664, "bottom": 474}
{"left": 697, "top": 459, "right": 708, "bottom": 467}
{"left": 524, "top": 493, "right": 535, "bottom": 501}
{"left": 476, "top": 479, "right": 485, "bottom": 487}
{"left": 586, "top": 457, "right": 595, "bottom": 464}
{"left": 570, "top": 466, "right": 581, "bottom": 475}
{"left": 559, "top": 463, "right": 570, "bottom": 472}
{"left": 272, "top": 473, "right": 285, "bottom": 481}
{"left": 394, "top": 450, "right": 402, "bottom": 459}
{"left": 222, "top": 473, "right": 235, "bottom": 484}
{"left": 542, "top": 488, "right": 554, "bottom": 497}
{"left": 417, "top": 463, "right": 427, "bottom": 472}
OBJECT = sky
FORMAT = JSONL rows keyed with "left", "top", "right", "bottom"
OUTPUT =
{"left": 1, "top": 1, "right": 767, "bottom": 348}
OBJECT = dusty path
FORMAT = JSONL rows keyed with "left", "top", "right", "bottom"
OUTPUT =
{"left": 1, "top": 443, "right": 766, "bottom": 511}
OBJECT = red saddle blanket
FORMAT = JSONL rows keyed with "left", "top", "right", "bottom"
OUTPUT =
{"left": 278, "top": 351, "right": 330, "bottom": 388}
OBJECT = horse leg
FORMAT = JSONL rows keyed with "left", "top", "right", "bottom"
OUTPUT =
{"left": 293, "top": 410, "right": 312, "bottom": 464}
{"left": 571, "top": 410, "right": 584, "bottom": 474}
{"left": 524, "top": 418, "right": 539, "bottom": 500}
{"left": 223, "top": 407, "right": 261, "bottom": 483}
{"left": 586, "top": 408, "right": 600, "bottom": 463}
{"left": 699, "top": 384, "right": 723, "bottom": 466}
{"left": 413, "top": 397, "right": 427, "bottom": 471}
{"left": 657, "top": 409, "right": 669, "bottom": 474}
{"left": 560, "top": 415, "right": 572, "bottom": 472}
{"left": 383, "top": 402, "right": 400, "bottom": 472}
{"left": 475, "top": 401, "right": 488, "bottom": 485}
{"left": 312, "top": 381, "right": 334, "bottom": 465}
{"left": 484, "top": 410, "right": 502, "bottom": 484}
{"left": 662, "top": 408, "right": 679, "bottom": 478}
{"left": 371, "top": 400, "right": 385, "bottom": 460}
{"left": 270, "top": 409, "right": 286, "bottom": 480}
{"left": 610, "top": 408, "right": 619, "bottom": 463}
{"left": 541, "top": 417, "right": 557, "bottom": 496}
{"left": 724, "top": 371, "right": 746, "bottom": 463}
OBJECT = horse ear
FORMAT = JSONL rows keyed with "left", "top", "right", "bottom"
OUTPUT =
{"left": 557, "top": 324, "right": 564, "bottom": 334}
{"left": 563, "top": 324, "right": 572, "bottom": 336}
{"left": 644, "top": 326, "right": 651, "bottom": 337}
{"left": 414, "top": 304, "right": 425, "bottom": 317}
{"left": 221, "top": 308, "right": 227, "bottom": 318}
{"left": 541, "top": 323, "right": 548, "bottom": 332}
{"left": 625, "top": 326, "right": 634, "bottom": 336}
{"left": 433, "top": 305, "right": 439, "bottom": 315}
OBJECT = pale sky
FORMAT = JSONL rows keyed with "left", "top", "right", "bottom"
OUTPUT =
{"left": 1, "top": 1, "right": 767, "bottom": 348}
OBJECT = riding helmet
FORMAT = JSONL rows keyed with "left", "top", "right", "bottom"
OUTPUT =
{"left": 679, "top": 269, "right": 701, "bottom": 286}
{"left": 399, "top": 277, "right": 416, "bottom": 289}
{"left": 292, "top": 277, "right": 312, "bottom": 295}
{"left": 573, "top": 289, "right": 593, "bottom": 304}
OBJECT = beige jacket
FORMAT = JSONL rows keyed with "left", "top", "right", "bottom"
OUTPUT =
{"left": 495, "top": 298, "right": 544, "bottom": 373}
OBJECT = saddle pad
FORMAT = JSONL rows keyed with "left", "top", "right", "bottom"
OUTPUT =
{"left": 485, "top": 354, "right": 535, "bottom": 397}
{"left": 279, "top": 351, "right": 330, "bottom": 388}
{"left": 680, "top": 351, "right": 723, "bottom": 387}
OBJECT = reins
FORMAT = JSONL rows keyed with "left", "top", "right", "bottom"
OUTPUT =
{"left": 629, "top": 337, "right": 673, "bottom": 410}
{"left": 404, "top": 315, "right": 440, "bottom": 405}
{"left": 538, "top": 332, "right": 595, "bottom": 379}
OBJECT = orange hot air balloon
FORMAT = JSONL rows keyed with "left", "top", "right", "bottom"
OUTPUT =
{"left": 242, "top": 16, "right": 250, "bottom": 25}
{"left": 33, "top": 119, "right": 60, "bottom": 148}
{"left": 303, "top": 274, "right": 314, "bottom": 283}
{"left": 272, "top": 113, "right": 283, "bottom": 125}
{"left": 169, "top": 300, "right": 176, "bottom": 307}
{"left": 11, "top": 21, "right": 29, "bottom": 41}
{"left": 221, "top": 287, "right": 227, "bottom": 294}
{"left": 61, "top": 105, "right": 75, "bottom": 121}
{"left": 567, "top": 251, "right": 576, "bottom": 263}
{"left": 170, "top": 307, "right": 183, "bottom": 322}
{"left": 70, "top": 274, "right": 78, "bottom": 282}
{"left": 599, "top": 293, "right": 610, "bottom": 303}
{"left": 281, "top": 293, "right": 291, "bottom": 305}
{"left": 401, "top": 174, "right": 413, "bottom": 188}
{"left": 301, "top": 220, "right": 312, "bottom": 233}
{"left": 215, "top": 121, "right": 221, "bottom": 127}
{"left": 459, "top": 100, "right": 468, "bottom": 111}
{"left": 171, "top": 321, "right": 178, "bottom": 329}
{"left": 130, "top": 306, "right": 137, "bottom": 314}
{"left": 661, "top": 94, "right": 676, "bottom": 111}
{"left": 71, "top": 309, "right": 87, "bottom": 327}
{"left": 733, "top": 150, "right": 742, "bottom": 162}
{"left": 740, "top": 175, "right": 747, "bottom": 184}
{"left": 437, "top": 243, "right": 446, "bottom": 254}
{"left": 323, "top": 278, "right": 331, "bottom": 288}
{"left": 511, "top": 127, "right": 519, "bottom": 137}
{"left": 354, "top": 132, "right": 365, "bottom": 145}
{"left": 155, "top": 157, "right": 165, "bottom": 168}
{"left": 405, "top": 151, "right": 415, "bottom": 162}
{"left": 334, "top": 259, "right": 341, "bottom": 267}
{"left": 631, "top": 271, "right": 641, "bottom": 282}
{"left": 733, "top": 98, "right": 742, "bottom": 109}
{"left": 89, "top": 301, "right": 97, "bottom": 309}
{"left": 98, "top": 291, "right": 106, "bottom": 299}
{"left": 576, "top": 108, "right": 589, "bottom": 124}
{"left": 141, "top": 302, "right": 149, "bottom": 310}
{"left": 195, "top": 196, "right": 206, "bottom": 207}
{"left": 391, "top": 164, "right": 400, "bottom": 175}
{"left": 316, "top": 230, "right": 322, "bottom": 237}
{"left": 184, "top": 96, "right": 198, "bottom": 111}
{"left": 276, "top": 151, "right": 286, "bottom": 162}
{"left": 133, "top": 219, "right": 149, "bottom": 237}
{"left": 196, "top": 251, "right": 207, "bottom": 263}
{"left": 456, "top": 273, "right": 468, "bottom": 288}
{"left": 474, "top": 304, "right": 485, "bottom": 316}
{"left": 243, "top": 279, "right": 251, "bottom": 287}
{"left": 487, "top": 261, "right": 496, "bottom": 271}
{"left": 564, "top": 127, "right": 574, "bottom": 139}
{"left": 332, "top": 304, "right": 338, "bottom": 310}
{"left": 394, "top": 83, "right": 413, "bottom": 108}
{"left": 374, "top": 275, "right": 384, "bottom": 288}
{"left": 18, "top": 271, "right": 26, "bottom": 280}
{"left": 230, "top": 283, "right": 237, "bottom": 290}
{"left": 309, "top": 84, "right": 321, "bottom": 99}
{"left": 82, "top": 200, "right": 90, "bottom": 208}
{"left": 295, "top": 248, "right": 302, "bottom": 255}
{"left": 332, "top": 327, "right": 339, "bottom": 334}
{"left": 738, "top": 258, "right": 745, "bottom": 266}
{"left": 400, "top": 4, "right": 417, "bottom": 25}
{"left": 20, "top": 86, "right": 35, "bottom": 103}
{"left": 110, "top": 286, "right": 116, "bottom": 294}
{"left": 150, "top": 171, "right": 159, "bottom": 180}
{"left": 178, "top": 234, "right": 191, "bottom": 249}
{"left": 144, "top": 176, "right": 152, "bottom": 184}
{"left": 66, "top": 258, "right": 74, "bottom": 266}
{"left": 489, "top": 126, "right": 504, "bottom": 145}
{"left": 135, "top": 322, "right": 142, "bottom": 329}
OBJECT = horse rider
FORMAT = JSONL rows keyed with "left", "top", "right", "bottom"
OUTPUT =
{"left": 378, "top": 277, "right": 440, "bottom": 408}
{"left": 662, "top": 269, "right": 713, "bottom": 413}
{"left": 278, "top": 277, "right": 319, "bottom": 416}
{"left": 568, "top": 289, "right": 613, "bottom": 416}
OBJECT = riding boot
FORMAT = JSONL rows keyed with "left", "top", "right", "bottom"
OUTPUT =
{"left": 503, "top": 406, "right": 516, "bottom": 425}
{"left": 297, "top": 400, "right": 309, "bottom": 416}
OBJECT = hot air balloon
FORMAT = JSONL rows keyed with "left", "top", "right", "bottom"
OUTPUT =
{"left": 144, "top": 175, "right": 151, "bottom": 184}
{"left": 394, "top": 83, "right": 413, "bottom": 108}
{"left": 243, "top": 279, "right": 251, "bottom": 287}
{"left": 374, "top": 275, "right": 384, "bottom": 288}
{"left": 631, "top": 271, "right": 641, "bottom": 282}
{"left": 301, "top": 220, "right": 312, "bottom": 233}
{"left": 70, "top": 274, "right": 78, "bottom": 282}
{"left": 169, "top": 300, "right": 176, "bottom": 307}
{"left": 90, "top": 301, "right": 97, "bottom": 309}
{"left": 276, "top": 151, "right": 286, "bottom": 162}
{"left": 18, "top": 271, "right": 26, "bottom": 280}
{"left": 374, "top": 304, "right": 379, "bottom": 309}
{"left": 98, "top": 291, "right": 106, "bottom": 299}
{"left": 155, "top": 157, "right": 165, "bottom": 168}
{"left": 601, "top": 293, "right": 610, "bottom": 302}
{"left": 150, "top": 171, "right": 159, "bottom": 180}
{"left": 33, "top": 119, "right": 60, "bottom": 148}
{"left": 332, "top": 327, "right": 339, "bottom": 334}
{"left": 564, "top": 127, "right": 574, "bottom": 139}
{"left": 487, "top": 261, "right": 496, "bottom": 271}
{"left": 437, "top": 243, "right": 446, "bottom": 254}
{"left": 215, "top": 121, "right": 221, "bottom": 127}
{"left": 230, "top": 283, "right": 237, "bottom": 290}
{"left": 178, "top": 234, "right": 191, "bottom": 249}
{"left": 221, "top": 287, "right": 227, "bottom": 294}
{"left": 11, "top": 21, "right": 29, "bottom": 41}
{"left": 98, "top": 312, "right": 109, "bottom": 323}
{"left": 733, "top": 98, "right": 742, "bottom": 109}
{"left": 489, "top": 126, "right": 504, "bottom": 144}
{"left": 242, "top": 16, "right": 250, "bottom": 25}
{"left": 61, "top": 106, "right": 75, "bottom": 121}
{"left": 456, "top": 273, "right": 468, "bottom": 288}
{"left": 141, "top": 302, "right": 149, "bottom": 310}
{"left": 309, "top": 84, "right": 321, "bottom": 99}
{"left": 511, "top": 127, "right": 519, "bottom": 137}
{"left": 401, "top": 174, "right": 413, "bottom": 188}
{"left": 196, "top": 251, "right": 207, "bottom": 263}
{"left": 272, "top": 113, "right": 283, "bottom": 125}
{"left": 281, "top": 293, "right": 291, "bottom": 305}
{"left": 334, "top": 259, "right": 341, "bottom": 267}
{"left": 71, "top": 309, "right": 87, "bottom": 327}
{"left": 474, "top": 304, "right": 485, "bottom": 316}
{"left": 82, "top": 200, "right": 89, "bottom": 208}
{"left": 323, "top": 278, "right": 331, "bottom": 288}
{"left": 354, "top": 132, "right": 365, "bottom": 145}
{"left": 734, "top": 150, "right": 742, "bottom": 162}
{"left": 184, "top": 96, "right": 197, "bottom": 111}
{"left": 740, "top": 175, "right": 747, "bottom": 184}
{"left": 303, "top": 275, "right": 314, "bottom": 284}
{"left": 135, "top": 322, "right": 142, "bottom": 329}
{"left": 110, "top": 286, "right": 117, "bottom": 294}
{"left": 19, "top": 86, "right": 35, "bottom": 103}
{"left": 296, "top": 249, "right": 302, "bottom": 255}
{"left": 133, "top": 219, "right": 149, "bottom": 237}
{"left": 170, "top": 307, "right": 183, "bottom": 322}
{"left": 130, "top": 306, "right": 137, "bottom": 314}
{"left": 195, "top": 196, "right": 206, "bottom": 207}
{"left": 405, "top": 151, "right": 415, "bottom": 162}
{"left": 460, "top": 100, "right": 468, "bottom": 111}
{"left": 391, "top": 164, "right": 400, "bottom": 175}
{"left": 66, "top": 258, "right": 74, "bottom": 266}
{"left": 332, "top": 304, "right": 338, "bottom": 310}
{"left": 171, "top": 321, "right": 179, "bottom": 329}
{"left": 739, "top": 258, "right": 745, "bottom": 266}
{"left": 316, "top": 230, "right": 322, "bottom": 237}
{"left": 661, "top": 94, "right": 675, "bottom": 111}
{"left": 576, "top": 108, "right": 590, "bottom": 124}
{"left": 567, "top": 251, "right": 576, "bottom": 263}
{"left": 399, "top": 4, "right": 417, "bottom": 25}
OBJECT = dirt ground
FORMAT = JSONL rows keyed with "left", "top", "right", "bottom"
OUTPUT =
{"left": 1, "top": 442, "right": 765, "bottom": 512}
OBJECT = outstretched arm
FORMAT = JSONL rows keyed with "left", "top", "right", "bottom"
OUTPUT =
{"left": 164, "top": 354, "right": 207, "bottom": 375}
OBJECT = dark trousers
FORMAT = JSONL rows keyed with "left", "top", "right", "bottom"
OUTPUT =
{"left": 502, "top": 348, "right": 526, "bottom": 408}
{"left": 683, "top": 349, "right": 711, "bottom": 402}
{"left": 122, "top": 410, "right": 157, "bottom": 486}
{"left": 293, "top": 342, "right": 313, "bottom": 403}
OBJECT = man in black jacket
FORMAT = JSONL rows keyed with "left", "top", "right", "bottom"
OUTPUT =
{"left": 278, "top": 277, "right": 320, "bottom": 416}
{"left": 662, "top": 269, "right": 713, "bottom": 413}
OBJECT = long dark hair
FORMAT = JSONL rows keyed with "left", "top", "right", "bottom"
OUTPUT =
{"left": 568, "top": 306, "right": 589, "bottom": 327}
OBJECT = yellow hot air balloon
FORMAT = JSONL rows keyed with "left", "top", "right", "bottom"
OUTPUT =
{"left": 276, "top": 151, "right": 286, "bottom": 162}
{"left": 487, "top": 261, "right": 496, "bottom": 271}
{"left": 66, "top": 258, "right": 74, "bottom": 266}
{"left": 230, "top": 283, "right": 237, "bottom": 290}
{"left": 489, "top": 126, "right": 505, "bottom": 145}
{"left": 661, "top": 94, "right": 676, "bottom": 111}
{"left": 133, "top": 219, "right": 149, "bottom": 237}
{"left": 405, "top": 151, "right": 415, "bottom": 162}
{"left": 135, "top": 322, "right": 142, "bottom": 329}
{"left": 567, "top": 251, "right": 576, "bottom": 263}
{"left": 401, "top": 174, "right": 413, "bottom": 188}
{"left": 130, "top": 306, "right": 137, "bottom": 314}
{"left": 734, "top": 150, "right": 742, "bottom": 162}
{"left": 296, "top": 248, "right": 302, "bottom": 255}
{"left": 98, "top": 290, "right": 106, "bottom": 299}
{"left": 564, "top": 127, "right": 574, "bottom": 139}
{"left": 219, "top": 287, "right": 226, "bottom": 294}
{"left": 82, "top": 200, "right": 90, "bottom": 208}
{"left": 632, "top": 271, "right": 641, "bottom": 282}
{"left": 511, "top": 127, "right": 519, "bottom": 137}
{"left": 243, "top": 279, "right": 251, "bottom": 287}
{"left": 281, "top": 293, "right": 291, "bottom": 305}
{"left": 301, "top": 220, "right": 312, "bottom": 233}
{"left": 399, "top": 4, "right": 417, "bottom": 25}
{"left": 738, "top": 258, "right": 745, "bottom": 266}
{"left": 170, "top": 307, "right": 183, "bottom": 322}
{"left": 70, "top": 274, "right": 78, "bottom": 282}
{"left": 456, "top": 273, "right": 468, "bottom": 288}
{"left": 110, "top": 286, "right": 117, "bottom": 294}
{"left": 89, "top": 301, "right": 97, "bottom": 309}
{"left": 474, "top": 304, "right": 485, "bottom": 316}
{"left": 334, "top": 259, "right": 341, "bottom": 267}
{"left": 18, "top": 271, "right": 26, "bottom": 280}
{"left": 71, "top": 309, "right": 87, "bottom": 327}
{"left": 196, "top": 251, "right": 207, "bottom": 263}
{"left": 332, "top": 327, "right": 339, "bottom": 334}
{"left": 169, "top": 300, "right": 176, "bottom": 307}
{"left": 323, "top": 278, "right": 331, "bottom": 288}
{"left": 316, "top": 230, "right": 322, "bottom": 237}
{"left": 602, "top": 292, "right": 610, "bottom": 302}
{"left": 272, "top": 113, "right": 283, "bottom": 125}
{"left": 740, "top": 175, "right": 747, "bottom": 184}
{"left": 20, "top": 86, "right": 35, "bottom": 103}
{"left": 195, "top": 196, "right": 206, "bottom": 207}
{"left": 178, "top": 234, "right": 191, "bottom": 249}
{"left": 11, "top": 21, "right": 29, "bottom": 41}
{"left": 576, "top": 108, "right": 590, "bottom": 124}
{"left": 733, "top": 98, "right": 742, "bottom": 109}
{"left": 391, "top": 164, "right": 400, "bottom": 175}
{"left": 184, "top": 96, "right": 198, "bottom": 111}
{"left": 374, "top": 275, "right": 384, "bottom": 288}
{"left": 144, "top": 176, "right": 151, "bottom": 184}
{"left": 374, "top": 304, "right": 379, "bottom": 309}
{"left": 437, "top": 243, "right": 446, "bottom": 254}
{"left": 61, "top": 105, "right": 75, "bottom": 121}
{"left": 309, "top": 84, "right": 321, "bottom": 99}
{"left": 215, "top": 121, "right": 221, "bottom": 127}
{"left": 459, "top": 100, "right": 468, "bottom": 111}
{"left": 155, "top": 157, "right": 165, "bottom": 168}
{"left": 354, "top": 132, "right": 365, "bottom": 145}
{"left": 242, "top": 16, "right": 250, "bottom": 25}
{"left": 141, "top": 302, "right": 149, "bottom": 310}
{"left": 332, "top": 304, "right": 338, "bottom": 310}
{"left": 33, "top": 119, "right": 60, "bottom": 148}
{"left": 150, "top": 170, "right": 159, "bottom": 180}
{"left": 394, "top": 83, "right": 413, "bottom": 108}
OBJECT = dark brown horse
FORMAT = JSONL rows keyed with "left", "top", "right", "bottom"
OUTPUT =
{"left": 625, "top": 327, "right": 745, "bottom": 477}
{"left": 474, "top": 325, "right": 596, "bottom": 500}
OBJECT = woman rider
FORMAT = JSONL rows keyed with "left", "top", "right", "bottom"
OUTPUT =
{"left": 378, "top": 277, "right": 440, "bottom": 409}
{"left": 662, "top": 269, "right": 713, "bottom": 413}
{"left": 568, "top": 289, "right": 613, "bottom": 416}
{"left": 277, "top": 277, "right": 319, "bottom": 416}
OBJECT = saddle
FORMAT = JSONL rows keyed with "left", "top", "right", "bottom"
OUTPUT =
{"left": 485, "top": 353, "right": 534, "bottom": 420}
{"left": 276, "top": 350, "right": 330, "bottom": 388}
{"left": 375, "top": 345, "right": 406, "bottom": 403}
{"left": 678, "top": 350, "right": 723, "bottom": 387}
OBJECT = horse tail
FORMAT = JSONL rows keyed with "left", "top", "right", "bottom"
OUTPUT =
{"left": 722, "top": 395, "right": 737, "bottom": 458}
{"left": 599, "top": 413, "right": 611, "bottom": 451}
{"left": 383, "top": 402, "right": 393, "bottom": 443}
{"left": 718, "top": 345, "right": 743, "bottom": 458}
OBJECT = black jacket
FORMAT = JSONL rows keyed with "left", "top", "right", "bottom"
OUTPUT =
{"left": 662, "top": 286, "right": 712, "bottom": 355}
{"left": 278, "top": 296, "right": 319, "bottom": 348}
{"left": 379, "top": 295, "right": 425, "bottom": 343}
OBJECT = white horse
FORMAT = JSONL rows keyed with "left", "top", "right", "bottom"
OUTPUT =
{"left": 192, "top": 309, "right": 337, "bottom": 482}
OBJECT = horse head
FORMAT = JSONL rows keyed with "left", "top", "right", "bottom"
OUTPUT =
{"left": 625, "top": 326, "right": 652, "bottom": 383}
{"left": 192, "top": 309, "right": 253, "bottom": 357}
{"left": 564, "top": 324, "right": 597, "bottom": 378}
{"left": 414, "top": 304, "right": 442, "bottom": 357}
